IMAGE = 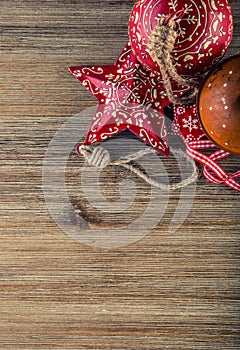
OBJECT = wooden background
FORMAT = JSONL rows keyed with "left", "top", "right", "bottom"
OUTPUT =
{"left": 1, "top": 0, "right": 240, "bottom": 348}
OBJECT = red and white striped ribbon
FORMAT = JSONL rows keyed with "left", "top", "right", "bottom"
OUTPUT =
{"left": 186, "top": 140, "right": 240, "bottom": 192}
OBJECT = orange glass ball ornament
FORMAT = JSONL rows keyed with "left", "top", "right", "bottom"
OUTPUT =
{"left": 198, "top": 55, "right": 240, "bottom": 155}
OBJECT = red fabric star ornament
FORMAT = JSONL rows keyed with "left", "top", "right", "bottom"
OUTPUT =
{"left": 172, "top": 104, "right": 205, "bottom": 143}
{"left": 69, "top": 43, "right": 189, "bottom": 156}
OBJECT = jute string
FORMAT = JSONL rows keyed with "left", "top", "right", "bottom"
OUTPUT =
{"left": 147, "top": 11, "right": 198, "bottom": 104}
{"left": 79, "top": 144, "right": 198, "bottom": 191}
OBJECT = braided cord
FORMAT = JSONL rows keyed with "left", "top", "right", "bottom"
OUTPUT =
{"left": 79, "top": 144, "right": 198, "bottom": 191}
{"left": 147, "top": 15, "right": 198, "bottom": 104}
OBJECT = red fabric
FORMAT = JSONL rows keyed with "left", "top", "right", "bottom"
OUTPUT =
{"left": 173, "top": 104, "right": 240, "bottom": 192}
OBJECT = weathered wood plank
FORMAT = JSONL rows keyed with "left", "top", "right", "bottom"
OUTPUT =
{"left": 0, "top": 0, "right": 240, "bottom": 349}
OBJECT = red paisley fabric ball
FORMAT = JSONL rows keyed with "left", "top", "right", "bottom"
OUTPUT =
{"left": 129, "top": 0, "right": 233, "bottom": 76}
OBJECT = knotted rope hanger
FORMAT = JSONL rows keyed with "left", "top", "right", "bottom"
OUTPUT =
{"left": 79, "top": 144, "right": 198, "bottom": 191}
{"left": 147, "top": 9, "right": 199, "bottom": 104}
{"left": 77, "top": 10, "right": 201, "bottom": 190}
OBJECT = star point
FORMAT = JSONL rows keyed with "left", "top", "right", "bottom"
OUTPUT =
{"left": 69, "top": 43, "right": 189, "bottom": 156}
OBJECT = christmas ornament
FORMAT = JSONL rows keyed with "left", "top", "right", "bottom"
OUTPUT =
{"left": 173, "top": 104, "right": 205, "bottom": 143}
{"left": 198, "top": 54, "right": 240, "bottom": 155}
{"left": 172, "top": 104, "right": 240, "bottom": 192}
{"left": 69, "top": 43, "right": 190, "bottom": 156}
{"left": 129, "top": 0, "right": 233, "bottom": 76}
{"left": 128, "top": 0, "right": 233, "bottom": 103}
{"left": 68, "top": 2, "right": 239, "bottom": 192}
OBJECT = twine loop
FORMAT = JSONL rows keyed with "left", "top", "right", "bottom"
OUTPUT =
{"left": 147, "top": 10, "right": 199, "bottom": 104}
{"left": 79, "top": 144, "right": 198, "bottom": 191}
{"left": 79, "top": 145, "right": 111, "bottom": 168}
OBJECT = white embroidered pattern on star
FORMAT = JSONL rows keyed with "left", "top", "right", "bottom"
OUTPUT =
{"left": 69, "top": 43, "right": 191, "bottom": 155}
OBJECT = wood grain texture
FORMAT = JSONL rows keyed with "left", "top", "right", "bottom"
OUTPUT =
{"left": 0, "top": 1, "right": 240, "bottom": 349}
